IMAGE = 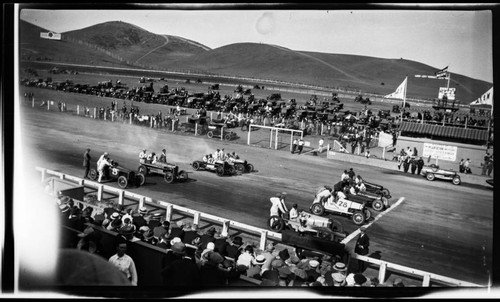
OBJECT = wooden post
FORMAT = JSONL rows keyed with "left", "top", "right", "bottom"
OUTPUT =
{"left": 378, "top": 262, "right": 387, "bottom": 284}
{"left": 130, "top": 114, "right": 133, "bottom": 125}
{"left": 422, "top": 274, "right": 431, "bottom": 287}
{"left": 32, "top": 98, "right": 34, "bottom": 108}
{"left": 247, "top": 125, "right": 251, "bottom": 145}
{"left": 269, "top": 129, "right": 273, "bottom": 148}
{"left": 138, "top": 196, "right": 145, "bottom": 209}
{"left": 104, "top": 111, "right": 106, "bottom": 121}
{"left": 118, "top": 190, "right": 125, "bottom": 205}
{"left": 275, "top": 127, "right": 278, "bottom": 150}
{"left": 40, "top": 168, "right": 46, "bottom": 182}
{"left": 290, "top": 133, "right": 294, "bottom": 152}
{"left": 97, "top": 184, "right": 104, "bottom": 201}
{"left": 94, "top": 108, "right": 97, "bottom": 119}
{"left": 195, "top": 123, "right": 198, "bottom": 136}
{"left": 193, "top": 212, "right": 201, "bottom": 226}
{"left": 59, "top": 174, "right": 65, "bottom": 180}
{"left": 165, "top": 204, "right": 173, "bottom": 222}
{"left": 221, "top": 220, "right": 230, "bottom": 237}
{"left": 77, "top": 105, "right": 80, "bottom": 115}
{"left": 47, "top": 100, "right": 50, "bottom": 110}
{"left": 221, "top": 127, "right": 224, "bottom": 141}
{"left": 259, "top": 230, "right": 268, "bottom": 251}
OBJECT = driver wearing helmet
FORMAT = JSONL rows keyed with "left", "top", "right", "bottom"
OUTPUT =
{"left": 312, "top": 186, "right": 334, "bottom": 208}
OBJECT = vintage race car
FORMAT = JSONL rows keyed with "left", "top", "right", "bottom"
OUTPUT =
{"left": 333, "top": 181, "right": 389, "bottom": 211}
{"left": 268, "top": 212, "right": 348, "bottom": 259}
{"left": 138, "top": 162, "right": 188, "bottom": 184}
{"left": 89, "top": 160, "right": 145, "bottom": 189}
{"left": 309, "top": 193, "right": 371, "bottom": 225}
{"left": 227, "top": 157, "right": 254, "bottom": 173}
{"left": 191, "top": 159, "right": 236, "bottom": 176}
{"left": 420, "top": 164, "right": 461, "bottom": 185}
{"left": 363, "top": 180, "right": 392, "bottom": 199}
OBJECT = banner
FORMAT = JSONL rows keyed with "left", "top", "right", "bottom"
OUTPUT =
{"left": 438, "top": 87, "right": 456, "bottom": 100}
{"left": 435, "top": 66, "right": 448, "bottom": 78}
{"left": 40, "top": 31, "right": 61, "bottom": 40}
{"left": 384, "top": 77, "right": 407, "bottom": 99}
{"left": 470, "top": 87, "right": 493, "bottom": 106}
{"left": 422, "top": 143, "right": 457, "bottom": 161}
{"left": 377, "top": 131, "right": 393, "bottom": 147}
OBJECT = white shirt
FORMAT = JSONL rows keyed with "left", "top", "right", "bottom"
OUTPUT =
{"left": 336, "top": 191, "right": 347, "bottom": 200}
{"left": 289, "top": 207, "right": 299, "bottom": 220}
{"left": 108, "top": 253, "right": 138, "bottom": 285}
{"left": 237, "top": 251, "right": 256, "bottom": 268}
{"left": 139, "top": 151, "right": 147, "bottom": 162}
{"left": 357, "top": 182, "right": 366, "bottom": 192}
{"left": 97, "top": 157, "right": 111, "bottom": 171}
{"left": 270, "top": 197, "right": 287, "bottom": 217}
{"left": 341, "top": 173, "right": 350, "bottom": 181}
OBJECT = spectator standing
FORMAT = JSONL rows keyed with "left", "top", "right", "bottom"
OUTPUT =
{"left": 464, "top": 158, "right": 471, "bottom": 174}
{"left": 410, "top": 157, "right": 417, "bottom": 174}
{"left": 482, "top": 152, "right": 491, "bottom": 176}
{"left": 297, "top": 139, "right": 305, "bottom": 154}
{"left": 416, "top": 157, "right": 425, "bottom": 175}
{"left": 291, "top": 139, "right": 298, "bottom": 154}
{"left": 459, "top": 159, "right": 465, "bottom": 173}
{"left": 83, "top": 148, "right": 91, "bottom": 179}
{"left": 226, "top": 236, "right": 243, "bottom": 260}
{"left": 108, "top": 241, "right": 138, "bottom": 286}
{"left": 318, "top": 138, "right": 324, "bottom": 151}
{"left": 347, "top": 168, "right": 356, "bottom": 179}
{"left": 132, "top": 206, "right": 148, "bottom": 230}
{"left": 269, "top": 192, "right": 288, "bottom": 218}
{"left": 183, "top": 224, "right": 201, "bottom": 246}
{"left": 402, "top": 157, "right": 410, "bottom": 173}
{"left": 97, "top": 152, "right": 111, "bottom": 183}
{"left": 487, "top": 158, "right": 493, "bottom": 177}
{"left": 169, "top": 220, "right": 186, "bottom": 241}
{"left": 354, "top": 227, "right": 370, "bottom": 273}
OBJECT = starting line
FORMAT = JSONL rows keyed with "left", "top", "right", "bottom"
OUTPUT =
{"left": 341, "top": 196, "right": 405, "bottom": 245}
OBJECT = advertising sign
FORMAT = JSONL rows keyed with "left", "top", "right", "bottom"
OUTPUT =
{"left": 40, "top": 32, "right": 62, "bottom": 40}
{"left": 438, "top": 87, "right": 455, "bottom": 100}
{"left": 422, "top": 143, "right": 457, "bottom": 161}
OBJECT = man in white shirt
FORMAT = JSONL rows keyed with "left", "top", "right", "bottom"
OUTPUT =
{"left": 108, "top": 241, "right": 138, "bottom": 286}
{"left": 139, "top": 149, "right": 147, "bottom": 164}
{"left": 269, "top": 192, "right": 288, "bottom": 218}
{"left": 97, "top": 152, "right": 111, "bottom": 183}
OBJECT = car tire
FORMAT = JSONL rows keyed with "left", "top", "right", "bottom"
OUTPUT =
{"left": 178, "top": 170, "right": 188, "bottom": 182}
{"left": 224, "top": 133, "right": 232, "bottom": 140}
{"left": 164, "top": 172, "right": 174, "bottom": 183}
{"left": 452, "top": 175, "right": 461, "bottom": 185}
{"left": 207, "top": 131, "right": 214, "bottom": 138}
{"left": 352, "top": 211, "right": 366, "bottom": 225}
{"left": 381, "top": 189, "right": 390, "bottom": 198}
{"left": 268, "top": 215, "right": 285, "bottom": 232}
{"left": 227, "top": 165, "right": 236, "bottom": 175}
{"left": 311, "top": 203, "right": 325, "bottom": 216}
{"left": 426, "top": 173, "right": 435, "bottom": 181}
{"left": 117, "top": 176, "right": 128, "bottom": 189}
{"left": 136, "top": 173, "right": 146, "bottom": 186}
{"left": 363, "top": 208, "right": 372, "bottom": 220}
{"left": 235, "top": 163, "right": 245, "bottom": 173}
{"left": 192, "top": 161, "right": 200, "bottom": 171}
{"left": 138, "top": 165, "right": 147, "bottom": 175}
{"left": 372, "top": 199, "right": 384, "bottom": 211}
{"left": 88, "top": 169, "right": 98, "bottom": 181}
{"left": 216, "top": 166, "right": 225, "bottom": 176}
{"left": 246, "top": 164, "right": 254, "bottom": 173}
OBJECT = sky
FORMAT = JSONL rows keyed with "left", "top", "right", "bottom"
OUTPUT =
{"left": 18, "top": 4, "right": 494, "bottom": 83}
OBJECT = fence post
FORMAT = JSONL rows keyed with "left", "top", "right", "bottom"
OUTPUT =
{"left": 40, "top": 168, "right": 46, "bottom": 183}
{"left": 59, "top": 174, "right": 65, "bottom": 180}
{"left": 165, "top": 204, "right": 173, "bottom": 222}
{"left": 193, "top": 211, "right": 201, "bottom": 226}
{"left": 130, "top": 114, "right": 133, "bottom": 125}
{"left": 47, "top": 100, "right": 50, "bottom": 110}
{"left": 97, "top": 184, "right": 104, "bottom": 201}
{"left": 378, "top": 262, "right": 387, "bottom": 284}
{"left": 259, "top": 230, "right": 268, "bottom": 251}
{"left": 269, "top": 129, "right": 273, "bottom": 148}
{"left": 422, "top": 274, "right": 431, "bottom": 287}
{"left": 104, "top": 111, "right": 106, "bottom": 121}
{"left": 94, "top": 108, "right": 97, "bottom": 119}
{"left": 150, "top": 117, "right": 153, "bottom": 128}
{"left": 221, "top": 220, "right": 230, "bottom": 237}
{"left": 118, "top": 190, "right": 125, "bottom": 206}
{"left": 77, "top": 105, "right": 80, "bottom": 116}
{"left": 221, "top": 127, "right": 224, "bottom": 141}
{"left": 138, "top": 196, "right": 146, "bottom": 209}
{"left": 275, "top": 127, "right": 278, "bottom": 150}
{"left": 195, "top": 123, "right": 198, "bottom": 136}
{"left": 32, "top": 98, "right": 35, "bottom": 108}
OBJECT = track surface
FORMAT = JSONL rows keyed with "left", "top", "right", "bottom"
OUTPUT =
{"left": 17, "top": 103, "right": 493, "bottom": 286}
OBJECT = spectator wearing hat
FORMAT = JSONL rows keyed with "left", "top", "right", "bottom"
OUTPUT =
{"left": 161, "top": 242, "right": 201, "bottom": 287}
{"left": 200, "top": 251, "right": 228, "bottom": 287}
{"left": 226, "top": 236, "right": 243, "bottom": 260}
{"left": 106, "top": 212, "right": 122, "bottom": 232}
{"left": 119, "top": 224, "right": 138, "bottom": 242}
{"left": 200, "top": 242, "right": 216, "bottom": 266}
{"left": 136, "top": 225, "right": 149, "bottom": 241}
{"left": 331, "top": 272, "right": 347, "bottom": 287}
{"left": 108, "top": 241, "right": 138, "bottom": 286}
{"left": 147, "top": 212, "right": 163, "bottom": 230}
{"left": 67, "top": 206, "right": 85, "bottom": 233}
{"left": 199, "top": 226, "right": 217, "bottom": 250}
{"left": 355, "top": 227, "right": 370, "bottom": 273}
{"left": 169, "top": 220, "right": 185, "bottom": 241}
{"left": 305, "top": 259, "right": 321, "bottom": 282}
{"left": 291, "top": 268, "right": 308, "bottom": 286}
{"left": 246, "top": 254, "right": 266, "bottom": 279}
{"left": 103, "top": 202, "right": 118, "bottom": 220}
{"left": 83, "top": 148, "right": 92, "bottom": 179}
{"left": 277, "top": 248, "right": 290, "bottom": 262}
{"left": 392, "top": 278, "right": 405, "bottom": 287}
{"left": 277, "top": 266, "right": 294, "bottom": 287}
{"left": 81, "top": 207, "right": 94, "bottom": 224}
{"left": 76, "top": 226, "right": 104, "bottom": 257}
{"left": 260, "top": 269, "right": 280, "bottom": 287}
{"left": 183, "top": 223, "right": 201, "bottom": 246}
{"left": 132, "top": 206, "right": 148, "bottom": 229}
{"left": 236, "top": 245, "right": 256, "bottom": 268}
{"left": 156, "top": 233, "right": 172, "bottom": 250}
{"left": 332, "top": 262, "right": 348, "bottom": 276}
{"left": 142, "top": 228, "right": 158, "bottom": 245}
{"left": 353, "top": 273, "right": 368, "bottom": 287}
{"left": 153, "top": 221, "right": 170, "bottom": 242}
{"left": 213, "top": 230, "right": 229, "bottom": 257}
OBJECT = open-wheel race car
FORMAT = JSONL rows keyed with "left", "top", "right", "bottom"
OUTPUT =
{"left": 420, "top": 164, "right": 461, "bottom": 185}
{"left": 309, "top": 195, "right": 371, "bottom": 225}
{"left": 228, "top": 158, "right": 254, "bottom": 173}
{"left": 334, "top": 181, "right": 389, "bottom": 211}
{"left": 89, "top": 160, "right": 145, "bottom": 189}
{"left": 207, "top": 122, "right": 237, "bottom": 140}
{"left": 191, "top": 159, "right": 236, "bottom": 177}
{"left": 363, "top": 180, "right": 392, "bottom": 199}
{"left": 138, "top": 162, "right": 188, "bottom": 184}
{"left": 268, "top": 212, "right": 348, "bottom": 259}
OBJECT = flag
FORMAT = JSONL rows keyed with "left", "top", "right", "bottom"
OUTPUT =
{"left": 435, "top": 66, "right": 448, "bottom": 78}
{"left": 470, "top": 87, "right": 493, "bottom": 106}
{"left": 384, "top": 77, "right": 407, "bottom": 100}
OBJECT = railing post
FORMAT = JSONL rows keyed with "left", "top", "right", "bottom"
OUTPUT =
{"left": 47, "top": 100, "right": 50, "bottom": 110}
{"left": 247, "top": 125, "right": 251, "bottom": 145}
{"left": 40, "top": 168, "right": 46, "bottom": 183}
{"left": 422, "top": 274, "right": 431, "bottom": 287}
{"left": 130, "top": 114, "right": 133, "bottom": 125}
{"left": 77, "top": 105, "right": 80, "bottom": 116}
{"left": 259, "top": 230, "right": 267, "bottom": 251}
{"left": 118, "top": 190, "right": 125, "bottom": 206}
{"left": 78, "top": 179, "right": 84, "bottom": 186}
{"left": 138, "top": 196, "right": 145, "bottom": 209}
{"left": 195, "top": 123, "right": 198, "bottom": 136}
{"left": 60, "top": 174, "right": 65, "bottom": 180}
{"left": 165, "top": 204, "right": 173, "bottom": 222}
{"left": 221, "top": 220, "right": 230, "bottom": 237}
{"left": 378, "top": 262, "right": 387, "bottom": 284}
{"left": 97, "top": 184, "right": 104, "bottom": 201}
{"left": 193, "top": 211, "right": 201, "bottom": 226}
{"left": 221, "top": 127, "right": 224, "bottom": 141}
{"left": 94, "top": 108, "right": 97, "bottom": 119}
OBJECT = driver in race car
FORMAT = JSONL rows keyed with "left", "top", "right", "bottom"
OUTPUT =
{"left": 139, "top": 149, "right": 147, "bottom": 164}
{"left": 158, "top": 149, "right": 167, "bottom": 163}
{"left": 97, "top": 152, "right": 112, "bottom": 183}
{"left": 150, "top": 152, "right": 158, "bottom": 164}
{"left": 356, "top": 180, "right": 366, "bottom": 193}
{"left": 311, "top": 186, "right": 334, "bottom": 209}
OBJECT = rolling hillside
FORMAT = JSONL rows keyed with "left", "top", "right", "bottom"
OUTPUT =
{"left": 19, "top": 19, "right": 491, "bottom": 102}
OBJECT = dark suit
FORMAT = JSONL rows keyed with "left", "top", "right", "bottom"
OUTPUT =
{"left": 355, "top": 232, "right": 370, "bottom": 272}
{"left": 83, "top": 150, "right": 91, "bottom": 178}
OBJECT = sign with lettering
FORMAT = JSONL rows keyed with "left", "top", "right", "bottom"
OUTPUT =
{"left": 438, "top": 87, "right": 456, "bottom": 100}
{"left": 422, "top": 143, "right": 457, "bottom": 161}
{"left": 40, "top": 32, "right": 62, "bottom": 40}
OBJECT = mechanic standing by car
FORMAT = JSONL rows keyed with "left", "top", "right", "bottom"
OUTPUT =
{"left": 270, "top": 192, "right": 288, "bottom": 218}
{"left": 83, "top": 148, "right": 91, "bottom": 179}
{"left": 354, "top": 226, "right": 370, "bottom": 273}
{"left": 416, "top": 157, "right": 425, "bottom": 175}
{"left": 97, "top": 152, "right": 112, "bottom": 183}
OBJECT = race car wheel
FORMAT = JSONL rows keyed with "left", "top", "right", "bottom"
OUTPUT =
{"left": 381, "top": 189, "right": 390, "bottom": 198}
{"left": 216, "top": 166, "right": 225, "bottom": 176}
{"left": 196, "top": 127, "right": 203, "bottom": 135}
{"left": 136, "top": 173, "right": 146, "bottom": 186}
{"left": 227, "top": 165, "right": 236, "bottom": 175}
{"left": 192, "top": 161, "right": 201, "bottom": 171}
{"left": 178, "top": 170, "right": 188, "bottom": 182}
{"left": 164, "top": 172, "right": 175, "bottom": 183}
{"left": 246, "top": 164, "right": 254, "bottom": 173}
{"left": 352, "top": 211, "right": 366, "bottom": 225}
{"left": 138, "top": 165, "right": 148, "bottom": 175}
{"left": 207, "top": 131, "right": 214, "bottom": 138}
{"left": 426, "top": 173, "right": 435, "bottom": 181}
{"left": 117, "top": 176, "right": 128, "bottom": 189}
{"left": 88, "top": 169, "right": 98, "bottom": 181}
{"left": 363, "top": 208, "right": 372, "bottom": 220}
{"left": 268, "top": 215, "right": 285, "bottom": 232}
{"left": 311, "top": 203, "right": 325, "bottom": 216}
{"left": 235, "top": 163, "right": 245, "bottom": 173}
{"left": 224, "top": 133, "right": 232, "bottom": 140}
{"left": 452, "top": 175, "right": 461, "bottom": 185}
{"left": 372, "top": 199, "right": 384, "bottom": 211}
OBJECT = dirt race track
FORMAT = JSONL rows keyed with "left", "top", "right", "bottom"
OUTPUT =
{"left": 14, "top": 95, "right": 494, "bottom": 289}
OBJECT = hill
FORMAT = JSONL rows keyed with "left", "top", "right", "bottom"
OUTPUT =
{"left": 19, "top": 19, "right": 491, "bottom": 102}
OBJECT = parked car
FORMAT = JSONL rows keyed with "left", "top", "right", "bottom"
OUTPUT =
{"left": 138, "top": 162, "right": 188, "bottom": 184}
{"left": 89, "top": 160, "right": 145, "bottom": 189}
{"left": 420, "top": 164, "right": 461, "bottom": 185}
{"left": 207, "top": 122, "right": 237, "bottom": 140}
